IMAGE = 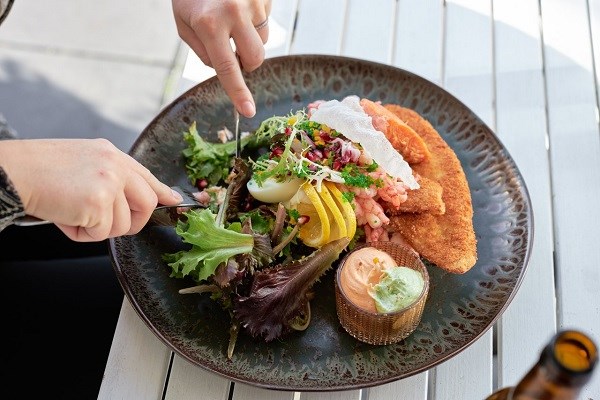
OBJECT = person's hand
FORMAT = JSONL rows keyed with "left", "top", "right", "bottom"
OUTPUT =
{"left": 0, "top": 138, "right": 183, "bottom": 242}
{"left": 172, "top": 0, "right": 272, "bottom": 118}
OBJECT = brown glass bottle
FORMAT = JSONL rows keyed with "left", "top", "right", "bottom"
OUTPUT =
{"left": 485, "top": 330, "right": 597, "bottom": 400}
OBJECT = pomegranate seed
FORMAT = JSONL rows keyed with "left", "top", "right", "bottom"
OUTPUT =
{"left": 306, "top": 151, "right": 317, "bottom": 162}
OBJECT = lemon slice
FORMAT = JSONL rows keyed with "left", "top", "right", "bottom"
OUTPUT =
{"left": 317, "top": 183, "right": 347, "bottom": 240}
{"left": 297, "top": 182, "right": 330, "bottom": 248}
{"left": 324, "top": 181, "right": 357, "bottom": 240}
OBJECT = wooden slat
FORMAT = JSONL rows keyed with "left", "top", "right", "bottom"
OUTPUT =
{"left": 341, "top": 0, "right": 396, "bottom": 63}
{"left": 290, "top": 0, "right": 346, "bottom": 54}
{"left": 232, "top": 384, "right": 296, "bottom": 400}
{"left": 491, "top": 0, "right": 558, "bottom": 389}
{"left": 432, "top": 333, "right": 493, "bottom": 399}
{"left": 367, "top": 374, "right": 428, "bottom": 399}
{"left": 394, "top": 0, "right": 444, "bottom": 85}
{"left": 164, "top": 357, "right": 230, "bottom": 400}
{"left": 433, "top": 0, "right": 495, "bottom": 397}
{"left": 264, "top": 0, "right": 299, "bottom": 58}
{"left": 444, "top": 0, "right": 495, "bottom": 127}
{"left": 98, "top": 299, "right": 172, "bottom": 400}
{"left": 299, "top": 391, "right": 362, "bottom": 400}
{"left": 540, "top": 0, "right": 600, "bottom": 396}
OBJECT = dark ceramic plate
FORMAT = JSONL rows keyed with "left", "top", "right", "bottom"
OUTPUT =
{"left": 109, "top": 55, "right": 533, "bottom": 391}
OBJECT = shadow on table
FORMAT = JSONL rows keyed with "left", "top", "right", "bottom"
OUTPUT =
{"left": 0, "top": 58, "right": 143, "bottom": 151}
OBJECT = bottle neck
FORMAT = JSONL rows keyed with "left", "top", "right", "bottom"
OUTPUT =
{"left": 512, "top": 330, "right": 597, "bottom": 399}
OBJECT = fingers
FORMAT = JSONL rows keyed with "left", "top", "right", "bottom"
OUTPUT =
{"left": 119, "top": 157, "right": 184, "bottom": 235}
{"left": 203, "top": 34, "right": 257, "bottom": 118}
{"left": 178, "top": 23, "right": 212, "bottom": 67}
{"left": 57, "top": 203, "right": 114, "bottom": 242}
{"left": 254, "top": 21, "right": 269, "bottom": 45}
{"left": 232, "top": 19, "right": 267, "bottom": 72}
{"left": 249, "top": 0, "right": 272, "bottom": 46}
{"left": 173, "top": 0, "right": 273, "bottom": 118}
{"left": 111, "top": 189, "right": 133, "bottom": 236}
{"left": 57, "top": 225, "right": 93, "bottom": 242}
{"left": 58, "top": 155, "right": 183, "bottom": 242}
{"left": 58, "top": 187, "right": 118, "bottom": 242}
{"left": 122, "top": 173, "right": 159, "bottom": 235}
{"left": 124, "top": 154, "right": 183, "bottom": 208}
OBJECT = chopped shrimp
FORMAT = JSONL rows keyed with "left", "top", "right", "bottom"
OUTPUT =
{"left": 193, "top": 186, "right": 227, "bottom": 207}
{"left": 364, "top": 224, "right": 389, "bottom": 242}
{"left": 217, "top": 127, "right": 233, "bottom": 143}
{"left": 340, "top": 164, "right": 409, "bottom": 243}
{"left": 348, "top": 185, "right": 378, "bottom": 199}
{"left": 353, "top": 196, "right": 367, "bottom": 226}
{"left": 193, "top": 191, "right": 212, "bottom": 206}
{"left": 369, "top": 169, "right": 409, "bottom": 209}
{"left": 353, "top": 194, "right": 389, "bottom": 229}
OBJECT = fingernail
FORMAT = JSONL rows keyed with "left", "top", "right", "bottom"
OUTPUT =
{"left": 241, "top": 101, "right": 256, "bottom": 118}
{"left": 172, "top": 189, "right": 183, "bottom": 202}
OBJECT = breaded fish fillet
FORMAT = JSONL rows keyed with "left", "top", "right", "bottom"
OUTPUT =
{"left": 385, "top": 176, "right": 445, "bottom": 215}
{"left": 385, "top": 104, "right": 477, "bottom": 274}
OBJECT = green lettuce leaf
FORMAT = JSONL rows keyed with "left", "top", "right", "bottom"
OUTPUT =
{"left": 182, "top": 122, "right": 236, "bottom": 186}
{"left": 163, "top": 208, "right": 254, "bottom": 282}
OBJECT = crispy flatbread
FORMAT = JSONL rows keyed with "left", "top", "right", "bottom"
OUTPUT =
{"left": 360, "top": 98, "right": 430, "bottom": 164}
{"left": 385, "top": 104, "right": 477, "bottom": 274}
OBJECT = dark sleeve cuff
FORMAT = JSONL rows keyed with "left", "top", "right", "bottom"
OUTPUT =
{"left": 0, "top": 166, "right": 25, "bottom": 231}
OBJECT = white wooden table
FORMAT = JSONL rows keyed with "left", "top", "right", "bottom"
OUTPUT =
{"left": 99, "top": 1, "right": 600, "bottom": 399}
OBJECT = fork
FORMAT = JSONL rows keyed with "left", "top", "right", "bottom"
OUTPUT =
{"left": 12, "top": 185, "right": 202, "bottom": 227}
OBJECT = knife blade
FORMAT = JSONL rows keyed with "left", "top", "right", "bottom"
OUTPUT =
{"left": 234, "top": 107, "right": 241, "bottom": 158}
{"left": 233, "top": 51, "right": 242, "bottom": 158}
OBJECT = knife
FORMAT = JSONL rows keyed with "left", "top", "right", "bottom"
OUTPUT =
{"left": 12, "top": 186, "right": 202, "bottom": 227}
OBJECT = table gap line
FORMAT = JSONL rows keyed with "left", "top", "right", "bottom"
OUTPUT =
{"left": 537, "top": 0, "right": 560, "bottom": 332}
{"left": 161, "top": 351, "right": 175, "bottom": 400}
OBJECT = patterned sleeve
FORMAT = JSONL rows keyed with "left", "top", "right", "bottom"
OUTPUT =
{"left": 0, "top": 112, "right": 24, "bottom": 231}
{"left": 1, "top": 1, "right": 24, "bottom": 230}
{"left": 0, "top": 166, "right": 25, "bottom": 231}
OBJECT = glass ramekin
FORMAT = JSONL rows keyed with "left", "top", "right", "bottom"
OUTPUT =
{"left": 334, "top": 241, "right": 430, "bottom": 345}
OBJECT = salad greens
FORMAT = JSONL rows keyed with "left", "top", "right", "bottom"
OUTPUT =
{"left": 249, "top": 110, "right": 381, "bottom": 190}
{"left": 163, "top": 208, "right": 254, "bottom": 282}
{"left": 162, "top": 106, "right": 383, "bottom": 358}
